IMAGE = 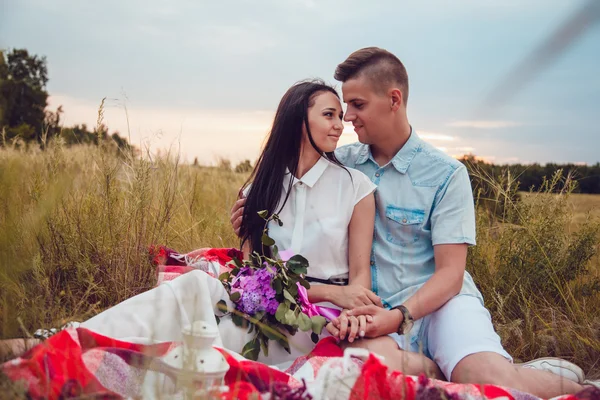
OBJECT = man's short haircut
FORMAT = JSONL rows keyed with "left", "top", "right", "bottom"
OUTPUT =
{"left": 335, "top": 47, "right": 409, "bottom": 104}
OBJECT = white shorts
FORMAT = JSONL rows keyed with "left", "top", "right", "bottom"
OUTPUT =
{"left": 389, "top": 294, "right": 512, "bottom": 380}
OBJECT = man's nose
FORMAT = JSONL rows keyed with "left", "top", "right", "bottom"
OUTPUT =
{"left": 344, "top": 112, "right": 355, "bottom": 122}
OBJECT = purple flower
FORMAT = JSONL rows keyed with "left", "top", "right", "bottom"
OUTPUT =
{"left": 234, "top": 268, "right": 280, "bottom": 316}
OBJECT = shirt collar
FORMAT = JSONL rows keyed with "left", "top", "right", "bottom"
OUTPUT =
{"left": 283, "top": 156, "right": 329, "bottom": 193}
{"left": 355, "top": 127, "right": 421, "bottom": 174}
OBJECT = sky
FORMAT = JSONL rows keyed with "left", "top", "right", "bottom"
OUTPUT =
{"left": 1, "top": 0, "right": 599, "bottom": 165}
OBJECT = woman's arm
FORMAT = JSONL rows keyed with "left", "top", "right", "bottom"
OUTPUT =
{"left": 347, "top": 192, "right": 375, "bottom": 288}
{"left": 307, "top": 193, "right": 380, "bottom": 308}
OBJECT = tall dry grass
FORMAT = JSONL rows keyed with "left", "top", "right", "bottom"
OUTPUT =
{"left": 0, "top": 140, "right": 246, "bottom": 341}
{"left": 467, "top": 167, "right": 600, "bottom": 377}
{"left": 0, "top": 139, "right": 599, "bottom": 387}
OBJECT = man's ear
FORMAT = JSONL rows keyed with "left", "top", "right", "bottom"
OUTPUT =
{"left": 389, "top": 88, "right": 403, "bottom": 111}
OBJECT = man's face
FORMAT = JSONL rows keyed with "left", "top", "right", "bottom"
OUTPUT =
{"left": 342, "top": 75, "right": 392, "bottom": 145}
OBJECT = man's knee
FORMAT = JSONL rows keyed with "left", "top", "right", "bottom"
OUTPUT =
{"left": 452, "top": 352, "right": 515, "bottom": 385}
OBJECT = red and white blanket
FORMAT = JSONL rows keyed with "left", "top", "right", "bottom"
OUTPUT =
{"left": 2, "top": 247, "right": 597, "bottom": 400}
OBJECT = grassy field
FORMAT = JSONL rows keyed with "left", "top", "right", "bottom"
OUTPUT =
{"left": 1, "top": 142, "right": 599, "bottom": 391}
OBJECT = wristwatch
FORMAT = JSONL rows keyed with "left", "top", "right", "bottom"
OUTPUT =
{"left": 392, "top": 305, "right": 414, "bottom": 335}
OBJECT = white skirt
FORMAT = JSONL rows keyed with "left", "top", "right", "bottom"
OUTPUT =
{"left": 81, "top": 270, "right": 322, "bottom": 368}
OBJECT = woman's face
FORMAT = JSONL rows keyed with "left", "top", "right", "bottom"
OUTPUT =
{"left": 303, "top": 91, "right": 344, "bottom": 153}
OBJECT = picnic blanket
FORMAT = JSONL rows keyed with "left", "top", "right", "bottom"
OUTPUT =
{"left": 2, "top": 246, "right": 597, "bottom": 399}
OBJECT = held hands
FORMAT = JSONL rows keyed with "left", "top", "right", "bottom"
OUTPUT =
{"left": 326, "top": 306, "right": 403, "bottom": 342}
{"left": 325, "top": 310, "right": 373, "bottom": 343}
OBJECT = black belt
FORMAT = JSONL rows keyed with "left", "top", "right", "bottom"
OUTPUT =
{"left": 305, "top": 276, "right": 348, "bottom": 286}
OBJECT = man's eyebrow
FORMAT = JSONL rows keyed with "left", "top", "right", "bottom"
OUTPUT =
{"left": 345, "top": 98, "right": 363, "bottom": 104}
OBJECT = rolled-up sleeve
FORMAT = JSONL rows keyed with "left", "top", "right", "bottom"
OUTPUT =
{"left": 430, "top": 165, "right": 476, "bottom": 246}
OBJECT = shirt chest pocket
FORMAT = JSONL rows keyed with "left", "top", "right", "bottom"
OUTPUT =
{"left": 385, "top": 206, "right": 425, "bottom": 246}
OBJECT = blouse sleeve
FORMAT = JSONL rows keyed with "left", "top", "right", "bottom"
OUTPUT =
{"left": 350, "top": 168, "right": 377, "bottom": 206}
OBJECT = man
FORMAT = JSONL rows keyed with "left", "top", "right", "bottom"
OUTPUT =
{"left": 231, "top": 47, "right": 593, "bottom": 397}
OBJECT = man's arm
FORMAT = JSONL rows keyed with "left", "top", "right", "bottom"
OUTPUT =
{"left": 347, "top": 165, "right": 476, "bottom": 336}
{"left": 342, "top": 244, "right": 466, "bottom": 337}
{"left": 230, "top": 197, "right": 246, "bottom": 237}
{"left": 403, "top": 243, "right": 466, "bottom": 320}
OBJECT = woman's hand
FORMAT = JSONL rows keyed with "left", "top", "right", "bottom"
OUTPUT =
{"left": 330, "top": 284, "right": 382, "bottom": 309}
{"left": 326, "top": 310, "right": 373, "bottom": 342}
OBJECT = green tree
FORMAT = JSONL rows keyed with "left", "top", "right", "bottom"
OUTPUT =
{"left": 0, "top": 49, "right": 49, "bottom": 143}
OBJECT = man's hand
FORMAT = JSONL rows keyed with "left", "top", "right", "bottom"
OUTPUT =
{"left": 345, "top": 305, "right": 403, "bottom": 338}
{"left": 331, "top": 285, "right": 383, "bottom": 310}
{"left": 230, "top": 197, "right": 246, "bottom": 237}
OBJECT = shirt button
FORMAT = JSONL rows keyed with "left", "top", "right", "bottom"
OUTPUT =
{"left": 402, "top": 218, "right": 407, "bottom": 223}
{"left": 375, "top": 173, "right": 380, "bottom": 177}
{"left": 298, "top": 182, "right": 303, "bottom": 186}
{"left": 370, "top": 260, "right": 375, "bottom": 266}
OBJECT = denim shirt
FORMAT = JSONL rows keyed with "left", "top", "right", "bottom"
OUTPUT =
{"left": 335, "top": 130, "right": 484, "bottom": 311}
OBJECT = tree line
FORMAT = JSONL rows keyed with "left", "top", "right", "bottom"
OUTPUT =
{"left": 0, "top": 48, "right": 131, "bottom": 151}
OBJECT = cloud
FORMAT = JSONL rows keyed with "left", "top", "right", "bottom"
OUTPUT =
{"left": 418, "top": 131, "right": 456, "bottom": 141}
{"left": 48, "top": 94, "right": 276, "bottom": 164}
{"left": 446, "top": 120, "right": 524, "bottom": 129}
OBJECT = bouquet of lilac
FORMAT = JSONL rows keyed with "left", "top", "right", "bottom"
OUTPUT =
{"left": 216, "top": 211, "right": 328, "bottom": 361}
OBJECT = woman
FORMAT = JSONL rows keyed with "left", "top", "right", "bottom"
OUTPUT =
{"left": 2, "top": 80, "right": 387, "bottom": 368}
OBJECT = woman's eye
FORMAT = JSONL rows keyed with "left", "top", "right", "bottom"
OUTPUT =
{"left": 324, "top": 112, "right": 333, "bottom": 117}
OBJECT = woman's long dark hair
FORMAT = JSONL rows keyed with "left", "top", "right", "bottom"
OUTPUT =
{"left": 240, "top": 79, "right": 347, "bottom": 258}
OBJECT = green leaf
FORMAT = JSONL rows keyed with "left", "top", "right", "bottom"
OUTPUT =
{"left": 229, "top": 291, "right": 241, "bottom": 302}
{"left": 298, "top": 277, "right": 310, "bottom": 290}
{"left": 272, "top": 278, "right": 283, "bottom": 295}
{"left": 311, "top": 332, "right": 319, "bottom": 344}
{"left": 218, "top": 272, "right": 231, "bottom": 282}
{"left": 216, "top": 300, "right": 228, "bottom": 313}
{"left": 272, "top": 245, "right": 279, "bottom": 258}
{"left": 257, "top": 210, "right": 269, "bottom": 219}
{"left": 287, "top": 255, "right": 309, "bottom": 275}
{"left": 275, "top": 303, "right": 288, "bottom": 322}
{"left": 242, "top": 339, "right": 260, "bottom": 361}
{"left": 261, "top": 233, "right": 275, "bottom": 246}
{"left": 311, "top": 315, "right": 327, "bottom": 334}
{"left": 283, "top": 289, "right": 297, "bottom": 304}
{"left": 288, "top": 284, "right": 298, "bottom": 297}
{"left": 232, "top": 257, "right": 243, "bottom": 268}
{"left": 215, "top": 316, "right": 220, "bottom": 325}
{"left": 278, "top": 337, "right": 291, "bottom": 354}
{"left": 231, "top": 313, "right": 247, "bottom": 328}
{"left": 284, "top": 309, "right": 296, "bottom": 325}
{"left": 298, "top": 313, "right": 312, "bottom": 332}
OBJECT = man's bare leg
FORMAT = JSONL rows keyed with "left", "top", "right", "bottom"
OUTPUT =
{"left": 0, "top": 338, "right": 41, "bottom": 361}
{"left": 452, "top": 352, "right": 583, "bottom": 398}
{"left": 341, "top": 336, "right": 444, "bottom": 380}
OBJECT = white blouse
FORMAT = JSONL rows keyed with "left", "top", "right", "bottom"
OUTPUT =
{"left": 248, "top": 157, "right": 376, "bottom": 280}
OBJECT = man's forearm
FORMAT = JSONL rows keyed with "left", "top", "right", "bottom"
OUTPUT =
{"left": 402, "top": 267, "right": 463, "bottom": 321}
